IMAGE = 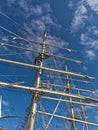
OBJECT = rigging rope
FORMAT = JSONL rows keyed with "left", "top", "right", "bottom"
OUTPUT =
{"left": 0, "top": 11, "right": 72, "bottom": 47}
{"left": 39, "top": 101, "right": 53, "bottom": 130}
{"left": 45, "top": 46, "right": 67, "bottom": 129}
{"left": 16, "top": 104, "right": 31, "bottom": 130}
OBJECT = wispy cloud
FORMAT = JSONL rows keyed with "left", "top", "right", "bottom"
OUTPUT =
{"left": 0, "top": 0, "right": 64, "bottom": 63}
{"left": 7, "top": 0, "right": 16, "bottom": 6}
{"left": 28, "top": 4, "right": 61, "bottom": 33}
{"left": 2, "top": 99, "right": 9, "bottom": 107}
{"left": 82, "top": 65, "right": 87, "bottom": 71}
{"left": 70, "top": 2, "right": 88, "bottom": 32}
{"left": 86, "top": 50, "right": 96, "bottom": 60}
{"left": 30, "top": 5, "right": 43, "bottom": 17}
{"left": 95, "top": 112, "right": 98, "bottom": 122}
{"left": 80, "top": 26, "right": 98, "bottom": 60}
{"left": 6, "top": 1, "right": 61, "bottom": 33}
{"left": 68, "top": 1, "right": 73, "bottom": 8}
{"left": 86, "top": 0, "right": 98, "bottom": 14}
{"left": 2, "top": 99, "right": 11, "bottom": 115}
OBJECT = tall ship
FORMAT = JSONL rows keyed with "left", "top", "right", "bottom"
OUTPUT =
{"left": 0, "top": 11, "right": 98, "bottom": 130}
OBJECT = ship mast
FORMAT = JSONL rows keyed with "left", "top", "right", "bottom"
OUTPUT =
{"left": 27, "top": 33, "right": 47, "bottom": 130}
{"left": 65, "top": 65, "right": 76, "bottom": 130}
{"left": 0, "top": 28, "right": 98, "bottom": 129}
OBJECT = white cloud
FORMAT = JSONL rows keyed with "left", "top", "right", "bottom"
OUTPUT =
{"left": 80, "top": 26, "right": 98, "bottom": 60}
{"left": 31, "top": 19, "right": 46, "bottom": 32}
{"left": 82, "top": 65, "right": 87, "bottom": 71}
{"left": 81, "top": 34, "right": 98, "bottom": 50}
{"left": 95, "top": 113, "right": 98, "bottom": 121}
{"left": 87, "top": 26, "right": 98, "bottom": 36}
{"left": 71, "top": 2, "right": 88, "bottom": 32}
{"left": 30, "top": 14, "right": 61, "bottom": 33}
{"left": 7, "top": 0, "right": 28, "bottom": 12}
{"left": 86, "top": 0, "right": 98, "bottom": 14}
{"left": 68, "top": 1, "right": 73, "bottom": 8}
{"left": 86, "top": 50, "right": 96, "bottom": 59}
{"left": 0, "top": 1, "right": 63, "bottom": 63}
{"left": 30, "top": 5, "right": 43, "bottom": 16}
{"left": 7, "top": 0, "right": 16, "bottom": 6}
{"left": 2, "top": 99, "right": 9, "bottom": 107}
{"left": 6, "top": 1, "right": 61, "bottom": 34}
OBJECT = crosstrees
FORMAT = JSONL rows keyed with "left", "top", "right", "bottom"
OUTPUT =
{"left": 0, "top": 82, "right": 98, "bottom": 102}
{"left": 0, "top": 25, "right": 76, "bottom": 53}
{"left": 37, "top": 111, "right": 98, "bottom": 127}
{"left": 0, "top": 42, "right": 82, "bottom": 64}
{"left": 0, "top": 58, "right": 94, "bottom": 80}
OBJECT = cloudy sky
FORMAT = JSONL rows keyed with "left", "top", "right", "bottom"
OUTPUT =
{"left": 0, "top": 0, "right": 98, "bottom": 130}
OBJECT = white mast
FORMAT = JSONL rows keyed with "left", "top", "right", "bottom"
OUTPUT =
{"left": 0, "top": 31, "right": 97, "bottom": 129}
{"left": 65, "top": 65, "right": 76, "bottom": 130}
{"left": 27, "top": 33, "right": 47, "bottom": 130}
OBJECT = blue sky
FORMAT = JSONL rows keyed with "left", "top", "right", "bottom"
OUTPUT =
{"left": 0, "top": 0, "right": 98, "bottom": 130}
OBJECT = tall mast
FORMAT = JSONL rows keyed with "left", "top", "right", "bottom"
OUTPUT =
{"left": 0, "top": 24, "right": 97, "bottom": 129}
{"left": 65, "top": 65, "right": 76, "bottom": 130}
{"left": 27, "top": 33, "right": 46, "bottom": 130}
